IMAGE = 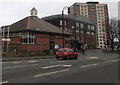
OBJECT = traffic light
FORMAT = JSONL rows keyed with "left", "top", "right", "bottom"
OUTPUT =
{"left": 73, "top": 38, "right": 76, "bottom": 41}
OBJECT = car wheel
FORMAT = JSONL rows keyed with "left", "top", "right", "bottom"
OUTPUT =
{"left": 66, "top": 56, "right": 70, "bottom": 60}
{"left": 56, "top": 57, "right": 59, "bottom": 59}
{"left": 75, "top": 55, "right": 78, "bottom": 59}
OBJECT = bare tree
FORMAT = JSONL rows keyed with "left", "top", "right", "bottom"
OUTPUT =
{"left": 118, "top": 20, "right": 120, "bottom": 41}
{"left": 109, "top": 18, "right": 118, "bottom": 51}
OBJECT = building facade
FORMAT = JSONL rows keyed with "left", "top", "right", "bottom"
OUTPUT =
{"left": 1, "top": 8, "right": 71, "bottom": 56}
{"left": 68, "top": 2, "right": 109, "bottom": 48}
{"left": 118, "top": 1, "right": 120, "bottom": 42}
{"left": 42, "top": 14, "right": 96, "bottom": 49}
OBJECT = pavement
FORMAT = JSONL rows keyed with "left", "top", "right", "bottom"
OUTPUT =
{"left": 2, "top": 55, "right": 55, "bottom": 61}
{"left": 2, "top": 49, "right": 119, "bottom": 61}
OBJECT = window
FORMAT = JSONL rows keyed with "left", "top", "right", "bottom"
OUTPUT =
{"left": 91, "top": 26, "right": 95, "bottom": 30}
{"left": 80, "top": 23, "right": 84, "bottom": 28}
{"left": 76, "top": 22, "right": 79, "bottom": 28}
{"left": 91, "top": 32, "right": 95, "bottom": 35}
{"left": 21, "top": 33, "right": 35, "bottom": 44}
{"left": 60, "top": 20, "right": 62, "bottom": 25}
{"left": 65, "top": 20, "right": 67, "bottom": 25}
{"left": 67, "top": 49, "right": 74, "bottom": 52}
{"left": 81, "top": 31, "right": 83, "bottom": 33}
{"left": 88, "top": 25, "right": 90, "bottom": 30}
{"left": 76, "top": 30, "right": 79, "bottom": 33}
{"left": 58, "top": 49, "right": 66, "bottom": 52}
{"left": 87, "top": 32, "right": 90, "bottom": 34}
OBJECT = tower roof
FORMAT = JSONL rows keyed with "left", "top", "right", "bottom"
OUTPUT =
{"left": 31, "top": 7, "right": 37, "bottom": 11}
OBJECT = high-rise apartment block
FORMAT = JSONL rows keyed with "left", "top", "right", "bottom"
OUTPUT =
{"left": 68, "top": 2, "right": 109, "bottom": 48}
{"left": 118, "top": 1, "right": 120, "bottom": 20}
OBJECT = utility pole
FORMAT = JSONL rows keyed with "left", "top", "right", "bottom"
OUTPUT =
{"left": 2, "top": 27, "right": 4, "bottom": 52}
{"left": 62, "top": 10, "right": 64, "bottom": 48}
{"left": 62, "top": 6, "right": 68, "bottom": 48}
{"left": 7, "top": 27, "right": 9, "bottom": 53}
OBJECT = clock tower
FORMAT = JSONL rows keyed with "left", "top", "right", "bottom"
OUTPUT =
{"left": 30, "top": 7, "right": 37, "bottom": 16}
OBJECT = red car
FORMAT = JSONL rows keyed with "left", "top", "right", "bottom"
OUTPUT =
{"left": 55, "top": 48, "right": 78, "bottom": 59}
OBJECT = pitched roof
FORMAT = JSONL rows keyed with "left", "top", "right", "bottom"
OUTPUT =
{"left": 7, "top": 16, "right": 71, "bottom": 35}
{"left": 42, "top": 14, "right": 94, "bottom": 24}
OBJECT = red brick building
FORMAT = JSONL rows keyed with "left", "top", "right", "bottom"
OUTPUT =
{"left": 1, "top": 15, "right": 71, "bottom": 55}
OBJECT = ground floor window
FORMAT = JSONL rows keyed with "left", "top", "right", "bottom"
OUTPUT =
{"left": 21, "top": 33, "right": 35, "bottom": 44}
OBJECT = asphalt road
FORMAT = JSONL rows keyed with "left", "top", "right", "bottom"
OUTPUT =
{"left": 1, "top": 50, "right": 119, "bottom": 84}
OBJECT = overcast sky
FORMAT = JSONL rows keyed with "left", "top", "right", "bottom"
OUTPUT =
{"left": 0, "top": 0, "right": 119, "bottom": 27}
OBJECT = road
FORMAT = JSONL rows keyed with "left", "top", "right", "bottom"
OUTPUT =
{"left": 2, "top": 50, "right": 119, "bottom": 84}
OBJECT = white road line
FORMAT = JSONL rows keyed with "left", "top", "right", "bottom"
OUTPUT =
{"left": 111, "top": 60, "right": 118, "bottom": 62}
{"left": 28, "top": 60, "right": 37, "bottom": 63}
{"left": 12, "top": 62, "right": 22, "bottom": 64}
{"left": 41, "top": 64, "right": 71, "bottom": 69}
{"left": 3, "top": 64, "right": 38, "bottom": 69}
{"left": 34, "top": 69, "right": 70, "bottom": 77}
{"left": 0, "top": 81, "right": 8, "bottom": 84}
{"left": 62, "top": 65, "right": 72, "bottom": 67}
{"left": 41, "top": 65, "right": 62, "bottom": 69}
{"left": 89, "top": 57, "right": 99, "bottom": 59}
{"left": 80, "top": 63, "right": 98, "bottom": 68}
{"left": 103, "top": 59, "right": 119, "bottom": 64}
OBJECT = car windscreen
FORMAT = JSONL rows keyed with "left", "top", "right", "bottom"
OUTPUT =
{"left": 58, "top": 49, "right": 66, "bottom": 52}
{"left": 67, "top": 49, "right": 74, "bottom": 52}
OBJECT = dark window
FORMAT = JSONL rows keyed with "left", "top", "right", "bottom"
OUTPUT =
{"left": 67, "top": 49, "right": 74, "bottom": 52}
{"left": 58, "top": 49, "right": 66, "bottom": 52}
{"left": 21, "top": 33, "right": 35, "bottom": 44}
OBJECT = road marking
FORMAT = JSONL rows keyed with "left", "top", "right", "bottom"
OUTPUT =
{"left": 111, "top": 60, "right": 118, "bottom": 62}
{"left": 80, "top": 63, "right": 98, "bottom": 68}
{"left": 62, "top": 65, "right": 72, "bottom": 67}
{"left": 34, "top": 69, "right": 70, "bottom": 77}
{"left": 89, "top": 57, "right": 99, "bottom": 59}
{"left": 103, "top": 59, "right": 119, "bottom": 64}
{"left": 12, "top": 62, "right": 22, "bottom": 64}
{"left": 3, "top": 64, "right": 38, "bottom": 69}
{"left": 0, "top": 81, "right": 8, "bottom": 84}
{"left": 28, "top": 60, "right": 37, "bottom": 63}
{"left": 41, "top": 65, "right": 62, "bottom": 69}
{"left": 41, "top": 64, "right": 71, "bottom": 69}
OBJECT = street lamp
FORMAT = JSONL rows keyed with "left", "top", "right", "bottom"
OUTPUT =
{"left": 71, "top": 26, "right": 77, "bottom": 51}
{"left": 62, "top": 6, "right": 68, "bottom": 48}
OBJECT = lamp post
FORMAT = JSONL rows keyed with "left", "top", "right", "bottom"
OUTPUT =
{"left": 62, "top": 6, "right": 68, "bottom": 48}
{"left": 71, "top": 26, "right": 77, "bottom": 51}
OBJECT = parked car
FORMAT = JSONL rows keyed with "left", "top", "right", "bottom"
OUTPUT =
{"left": 55, "top": 48, "right": 78, "bottom": 59}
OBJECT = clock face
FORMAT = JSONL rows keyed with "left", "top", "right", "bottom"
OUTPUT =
{"left": 31, "top": 9, "right": 37, "bottom": 16}
{"left": 32, "top": 10, "right": 37, "bottom": 15}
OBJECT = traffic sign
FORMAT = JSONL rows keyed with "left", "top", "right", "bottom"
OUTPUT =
{"left": 2, "top": 38, "right": 10, "bottom": 41}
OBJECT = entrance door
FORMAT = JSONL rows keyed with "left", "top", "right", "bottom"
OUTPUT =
{"left": 49, "top": 39, "right": 55, "bottom": 54}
